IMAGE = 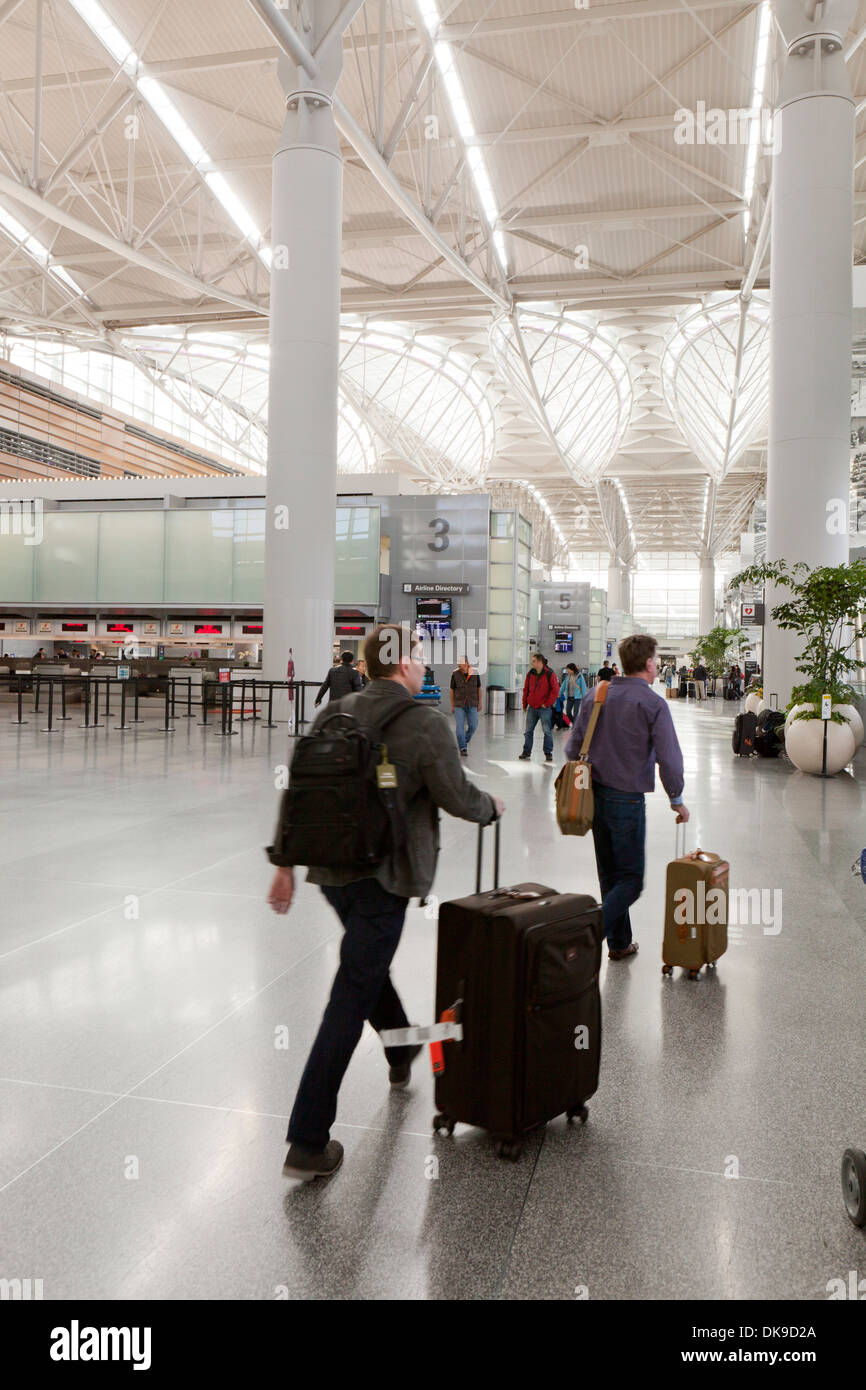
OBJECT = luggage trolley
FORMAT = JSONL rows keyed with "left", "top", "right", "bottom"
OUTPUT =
{"left": 840, "top": 851, "right": 866, "bottom": 1226}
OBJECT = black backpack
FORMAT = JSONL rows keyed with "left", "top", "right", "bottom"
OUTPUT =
{"left": 271, "top": 702, "right": 415, "bottom": 871}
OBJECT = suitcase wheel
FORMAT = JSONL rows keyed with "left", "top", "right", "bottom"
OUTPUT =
{"left": 687, "top": 969, "right": 701, "bottom": 981}
{"left": 566, "top": 1104, "right": 589, "bottom": 1125}
{"left": 661, "top": 964, "right": 674, "bottom": 976}
{"left": 432, "top": 1112, "right": 456, "bottom": 1136}
{"left": 706, "top": 961, "right": 716, "bottom": 971}
{"left": 841, "top": 1148, "right": 866, "bottom": 1226}
{"left": 495, "top": 1139, "right": 522, "bottom": 1162}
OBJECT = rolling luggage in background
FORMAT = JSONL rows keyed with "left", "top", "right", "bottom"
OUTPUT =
{"left": 432, "top": 822, "right": 604, "bottom": 1159}
{"left": 732, "top": 710, "right": 758, "bottom": 756}
{"left": 755, "top": 707, "right": 786, "bottom": 757}
{"left": 662, "top": 827, "right": 729, "bottom": 980}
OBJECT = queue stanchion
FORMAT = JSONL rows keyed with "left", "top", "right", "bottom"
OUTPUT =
{"left": 185, "top": 677, "right": 193, "bottom": 718}
{"left": 91, "top": 677, "right": 104, "bottom": 729}
{"left": 265, "top": 681, "right": 276, "bottom": 728}
{"left": 80, "top": 676, "right": 91, "bottom": 729}
{"left": 227, "top": 682, "right": 237, "bottom": 736}
{"left": 239, "top": 680, "right": 247, "bottom": 724}
{"left": 103, "top": 678, "right": 112, "bottom": 717}
{"left": 11, "top": 673, "right": 28, "bottom": 725}
{"left": 41, "top": 678, "right": 56, "bottom": 733}
{"left": 160, "top": 677, "right": 175, "bottom": 734}
{"left": 34, "top": 674, "right": 41, "bottom": 713}
{"left": 116, "top": 678, "right": 132, "bottom": 731}
{"left": 59, "top": 676, "right": 70, "bottom": 721}
{"left": 199, "top": 679, "right": 209, "bottom": 727}
{"left": 132, "top": 676, "right": 144, "bottom": 723}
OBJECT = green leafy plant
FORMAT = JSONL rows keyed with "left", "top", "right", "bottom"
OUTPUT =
{"left": 729, "top": 559, "right": 866, "bottom": 717}
{"left": 692, "top": 624, "right": 747, "bottom": 678}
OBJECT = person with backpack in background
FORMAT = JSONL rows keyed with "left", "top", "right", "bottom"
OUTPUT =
{"left": 562, "top": 663, "right": 586, "bottom": 725}
{"left": 519, "top": 652, "right": 559, "bottom": 763}
{"left": 314, "top": 650, "right": 362, "bottom": 707}
{"left": 267, "top": 623, "right": 504, "bottom": 1182}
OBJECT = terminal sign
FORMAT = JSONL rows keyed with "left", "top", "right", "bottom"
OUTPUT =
{"left": 403, "top": 582, "right": 470, "bottom": 595}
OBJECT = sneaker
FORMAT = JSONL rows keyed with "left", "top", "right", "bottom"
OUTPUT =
{"left": 460, "top": 747, "right": 468, "bottom": 757}
{"left": 389, "top": 1042, "right": 423, "bottom": 1088}
{"left": 608, "top": 942, "right": 639, "bottom": 961}
{"left": 545, "top": 754, "right": 553, "bottom": 763}
{"left": 518, "top": 751, "right": 531, "bottom": 760}
{"left": 282, "top": 1139, "right": 344, "bottom": 1181}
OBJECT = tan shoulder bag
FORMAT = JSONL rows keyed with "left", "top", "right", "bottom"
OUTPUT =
{"left": 554, "top": 681, "right": 609, "bottom": 836}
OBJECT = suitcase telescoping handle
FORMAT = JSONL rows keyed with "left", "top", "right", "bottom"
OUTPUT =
{"left": 476, "top": 818, "right": 501, "bottom": 894}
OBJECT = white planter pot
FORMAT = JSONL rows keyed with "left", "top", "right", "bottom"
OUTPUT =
{"left": 785, "top": 701, "right": 812, "bottom": 731}
{"left": 744, "top": 693, "right": 761, "bottom": 715}
{"left": 834, "top": 703, "right": 865, "bottom": 747}
{"left": 784, "top": 715, "right": 856, "bottom": 775}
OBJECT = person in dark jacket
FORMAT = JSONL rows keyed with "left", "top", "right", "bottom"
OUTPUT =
{"left": 355, "top": 658, "right": 369, "bottom": 688}
{"left": 519, "top": 653, "right": 559, "bottom": 762}
{"left": 597, "top": 662, "right": 614, "bottom": 682}
{"left": 315, "top": 651, "right": 362, "bottom": 706}
{"left": 268, "top": 623, "right": 505, "bottom": 1182}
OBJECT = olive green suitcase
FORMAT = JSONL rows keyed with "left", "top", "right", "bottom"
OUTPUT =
{"left": 662, "top": 827, "right": 728, "bottom": 980}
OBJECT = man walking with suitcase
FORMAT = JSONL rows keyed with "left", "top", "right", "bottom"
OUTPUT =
{"left": 267, "top": 623, "right": 504, "bottom": 1181}
{"left": 566, "top": 634, "right": 689, "bottom": 961}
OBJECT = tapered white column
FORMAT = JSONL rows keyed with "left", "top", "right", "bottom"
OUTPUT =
{"left": 607, "top": 560, "right": 622, "bottom": 610}
{"left": 264, "top": 11, "right": 345, "bottom": 687}
{"left": 699, "top": 556, "right": 715, "bottom": 634}
{"left": 764, "top": 0, "right": 856, "bottom": 703}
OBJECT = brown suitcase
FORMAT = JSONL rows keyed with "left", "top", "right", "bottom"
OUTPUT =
{"left": 662, "top": 827, "right": 728, "bottom": 979}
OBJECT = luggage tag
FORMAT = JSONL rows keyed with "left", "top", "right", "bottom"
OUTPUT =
{"left": 376, "top": 743, "right": 399, "bottom": 790}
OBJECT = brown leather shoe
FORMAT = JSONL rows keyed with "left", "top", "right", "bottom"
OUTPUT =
{"left": 608, "top": 942, "right": 639, "bottom": 961}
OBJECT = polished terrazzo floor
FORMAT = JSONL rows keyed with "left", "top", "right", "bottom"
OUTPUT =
{"left": 1, "top": 693, "right": 865, "bottom": 1300}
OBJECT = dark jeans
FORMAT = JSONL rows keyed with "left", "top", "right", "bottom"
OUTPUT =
{"left": 590, "top": 783, "right": 646, "bottom": 951}
{"left": 565, "top": 696, "right": 579, "bottom": 725}
{"left": 286, "top": 878, "right": 412, "bottom": 1152}
{"left": 523, "top": 704, "right": 553, "bottom": 757}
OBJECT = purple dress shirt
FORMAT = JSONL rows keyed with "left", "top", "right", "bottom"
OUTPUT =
{"left": 564, "top": 677, "right": 685, "bottom": 801}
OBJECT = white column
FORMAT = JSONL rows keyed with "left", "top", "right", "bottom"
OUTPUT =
{"left": 607, "top": 559, "right": 621, "bottom": 611}
{"left": 764, "top": 0, "right": 857, "bottom": 704}
{"left": 621, "top": 562, "right": 633, "bottom": 615}
{"left": 264, "top": 17, "right": 345, "bottom": 688}
{"left": 699, "top": 556, "right": 715, "bottom": 634}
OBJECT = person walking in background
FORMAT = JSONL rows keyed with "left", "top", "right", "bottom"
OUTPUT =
{"left": 450, "top": 656, "right": 482, "bottom": 756}
{"left": 597, "top": 659, "right": 614, "bottom": 683}
{"left": 355, "top": 658, "right": 369, "bottom": 689}
{"left": 566, "top": 634, "right": 689, "bottom": 961}
{"left": 562, "top": 663, "right": 586, "bottom": 725}
{"left": 315, "top": 651, "right": 362, "bottom": 707}
{"left": 267, "top": 624, "right": 504, "bottom": 1181}
{"left": 693, "top": 660, "right": 708, "bottom": 701}
{"left": 519, "top": 652, "right": 559, "bottom": 763}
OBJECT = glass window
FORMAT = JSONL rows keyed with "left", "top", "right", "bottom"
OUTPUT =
{"left": 490, "top": 512, "right": 515, "bottom": 539}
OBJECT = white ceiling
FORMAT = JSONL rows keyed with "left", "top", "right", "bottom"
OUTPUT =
{"left": 0, "top": 0, "right": 863, "bottom": 560}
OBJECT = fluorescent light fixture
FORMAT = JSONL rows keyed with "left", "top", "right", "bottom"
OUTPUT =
{"left": 0, "top": 204, "right": 88, "bottom": 299}
{"left": 415, "top": 1, "right": 507, "bottom": 272}
{"left": 67, "top": 0, "right": 269, "bottom": 267}
{"left": 742, "top": 0, "right": 773, "bottom": 238}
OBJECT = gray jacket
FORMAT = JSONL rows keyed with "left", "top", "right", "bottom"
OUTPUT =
{"left": 316, "top": 663, "right": 362, "bottom": 703}
{"left": 299, "top": 679, "right": 496, "bottom": 899}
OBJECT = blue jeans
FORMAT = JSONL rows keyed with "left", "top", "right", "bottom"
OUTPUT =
{"left": 454, "top": 704, "right": 479, "bottom": 750}
{"left": 565, "top": 696, "right": 579, "bottom": 725}
{"left": 523, "top": 704, "right": 553, "bottom": 757}
{"left": 287, "top": 879, "right": 411, "bottom": 1151}
{"left": 590, "top": 783, "right": 646, "bottom": 951}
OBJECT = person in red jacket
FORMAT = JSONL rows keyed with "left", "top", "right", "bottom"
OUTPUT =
{"left": 519, "top": 652, "right": 560, "bottom": 763}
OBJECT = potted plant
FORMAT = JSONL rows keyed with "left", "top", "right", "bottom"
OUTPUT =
{"left": 730, "top": 559, "right": 866, "bottom": 774}
{"left": 692, "top": 624, "right": 746, "bottom": 698}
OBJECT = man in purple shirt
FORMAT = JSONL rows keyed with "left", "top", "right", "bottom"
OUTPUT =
{"left": 565, "top": 634, "right": 690, "bottom": 960}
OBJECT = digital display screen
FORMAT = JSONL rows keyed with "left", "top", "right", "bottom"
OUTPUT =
{"left": 107, "top": 623, "right": 133, "bottom": 633}
{"left": 336, "top": 625, "right": 365, "bottom": 635}
{"left": 194, "top": 624, "right": 223, "bottom": 634}
{"left": 554, "top": 629, "right": 574, "bottom": 653}
{"left": 62, "top": 622, "right": 89, "bottom": 632}
{"left": 416, "top": 597, "right": 451, "bottom": 639}
{"left": 241, "top": 624, "right": 263, "bottom": 635}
